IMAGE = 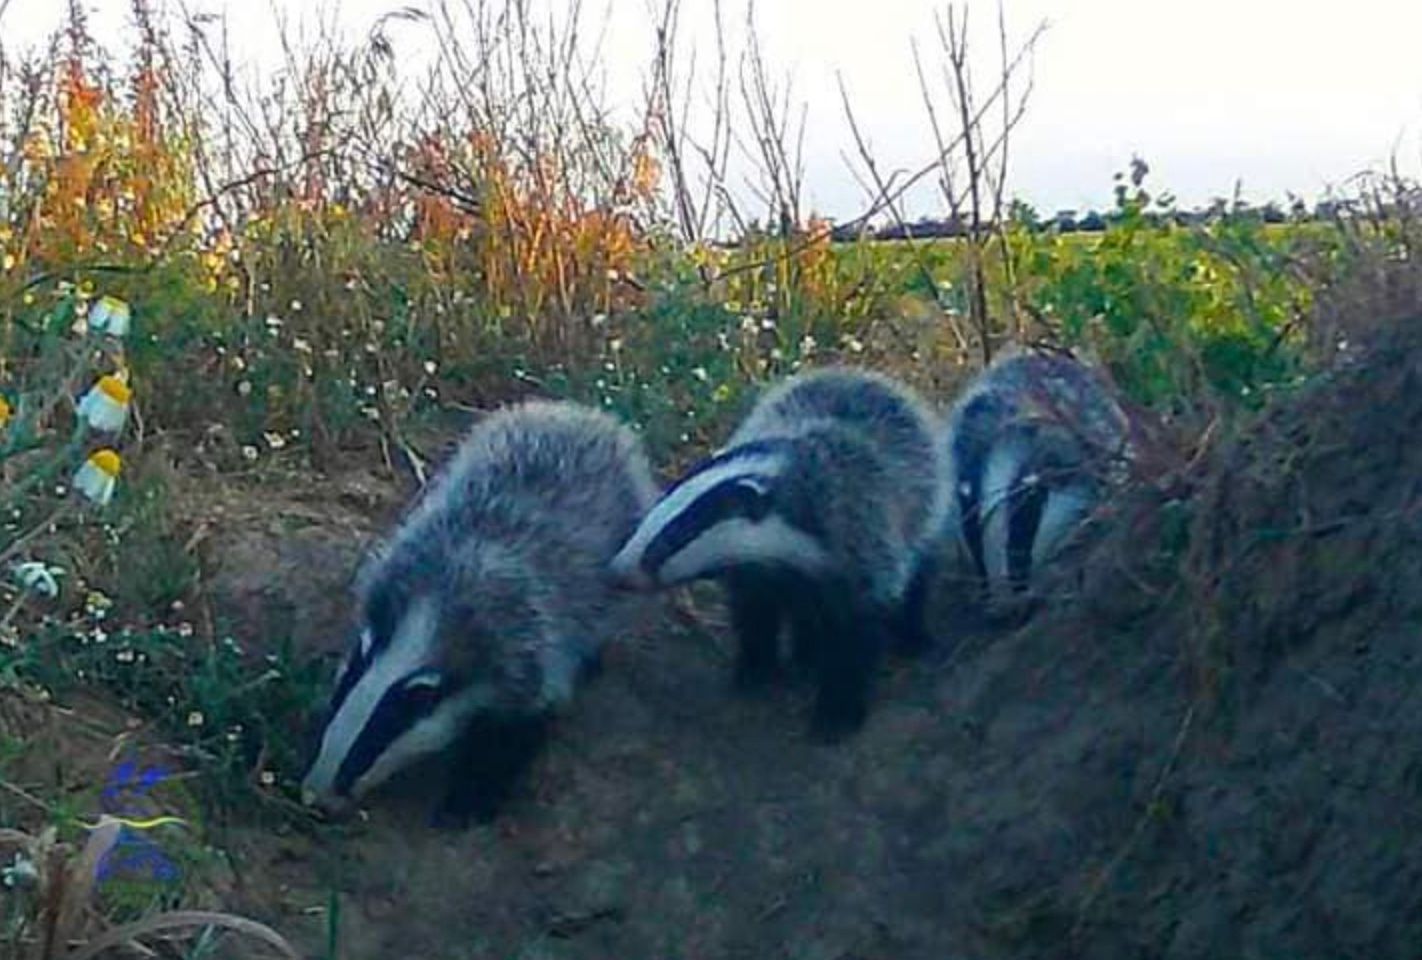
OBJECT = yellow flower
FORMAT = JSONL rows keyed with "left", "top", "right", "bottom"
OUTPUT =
{"left": 0, "top": 395, "right": 11, "bottom": 428}
{"left": 87, "top": 296, "right": 131, "bottom": 337}
{"left": 74, "top": 449, "right": 122, "bottom": 506}
{"left": 77, "top": 375, "right": 131, "bottom": 433}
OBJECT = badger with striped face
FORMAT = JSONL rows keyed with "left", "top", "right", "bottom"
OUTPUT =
{"left": 943, "top": 348, "right": 1133, "bottom": 619}
{"left": 609, "top": 367, "right": 949, "bottom": 741}
{"left": 301, "top": 400, "right": 656, "bottom": 828}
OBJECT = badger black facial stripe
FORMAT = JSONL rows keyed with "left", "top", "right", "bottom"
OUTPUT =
{"left": 613, "top": 448, "right": 787, "bottom": 580}
{"left": 334, "top": 682, "right": 442, "bottom": 795}
{"left": 678, "top": 439, "right": 789, "bottom": 483}
{"left": 642, "top": 475, "right": 769, "bottom": 575}
{"left": 363, "top": 583, "right": 403, "bottom": 655}
{"left": 301, "top": 595, "right": 440, "bottom": 801}
{"left": 347, "top": 684, "right": 496, "bottom": 800}
{"left": 330, "top": 646, "right": 364, "bottom": 711}
{"left": 1006, "top": 477, "right": 1048, "bottom": 591}
{"left": 327, "top": 589, "right": 407, "bottom": 719}
{"left": 951, "top": 393, "right": 1002, "bottom": 583}
{"left": 330, "top": 626, "right": 379, "bottom": 713}
{"left": 957, "top": 481, "right": 989, "bottom": 582}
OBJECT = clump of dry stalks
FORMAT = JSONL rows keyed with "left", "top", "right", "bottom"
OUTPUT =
{"left": 1, "top": 818, "right": 299, "bottom": 960}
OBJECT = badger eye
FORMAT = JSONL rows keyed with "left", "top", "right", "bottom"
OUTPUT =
{"left": 726, "top": 476, "right": 771, "bottom": 522}
{"left": 402, "top": 672, "right": 444, "bottom": 710}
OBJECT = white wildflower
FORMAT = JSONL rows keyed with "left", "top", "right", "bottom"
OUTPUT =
{"left": 13, "top": 561, "right": 62, "bottom": 599}
{"left": 1, "top": 853, "right": 37, "bottom": 890}
{"left": 77, "top": 374, "right": 132, "bottom": 433}
{"left": 73, "top": 450, "right": 122, "bottom": 506}
{"left": 88, "top": 296, "right": 131, "bottom": 337}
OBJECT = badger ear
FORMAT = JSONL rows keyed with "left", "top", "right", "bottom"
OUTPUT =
{"left": 733, "top": 475, "right": 774, "bottom": 521}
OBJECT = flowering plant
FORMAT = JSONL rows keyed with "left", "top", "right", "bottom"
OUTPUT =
{"left": 2, "top": 289, "right": 137, "bottom": 617}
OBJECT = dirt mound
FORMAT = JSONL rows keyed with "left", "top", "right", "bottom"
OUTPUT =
{"left": 195, "top": 466, "right": 403, "bottom": 661}
{"left": 185, "top": 321, "right": 1422, "bottom": 959}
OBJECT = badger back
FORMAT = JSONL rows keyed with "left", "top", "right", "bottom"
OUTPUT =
{"left": 410, "top": 400, "right": 658, "bottom": 565}
{"left": 301, "top": 400, "right": 654, "bottom": 810}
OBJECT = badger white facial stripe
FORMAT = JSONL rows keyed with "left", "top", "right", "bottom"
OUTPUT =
{"left": 645, "top": 453, "right": 784, "bottom": 535}
{"left": 614, "top": 451, "right": 785, "bottom": 577}
{"left": 643, "top": 477, "right": 771, "bottom": 575}
{"left": 349, "top": 684, "right": 495, "bottom": 799}
{"left": 1005, "top": 474, "right": 1049, "bottom": 589}
{"left": 301, "top": 595, "right": 440, "bottom": 800}
{"left": 979, "top": 441, "right": 1025, "bottom": 587}
{"left": 1031, "top": 484, "right": 1095, "bottom": 568}
{"left": 657, "top": 515, "right": 830, "bottom": 585}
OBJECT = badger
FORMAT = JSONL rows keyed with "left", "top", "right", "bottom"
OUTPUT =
{"left": 300, "top": 400, "right": 657, "bottom": 827}
{"left": 942, "top": 348, "right": 1133, "bottom": 619}
{"left": 608, "top": 367, "right": 949, "bottom": 741}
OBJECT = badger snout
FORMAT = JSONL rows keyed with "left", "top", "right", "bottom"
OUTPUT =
{"left": 300, "top": 780, "right": 355, "bottom": 818}
{"left": 607, "top": 550, "right": 655, "bottom": 592}
{"left": 300, "top": 761, "right": 356, "bottom": 817}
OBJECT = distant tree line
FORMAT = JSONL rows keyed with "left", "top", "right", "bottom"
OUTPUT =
{"left": 821, "top": 196, "right": 1365, "bottom": 242}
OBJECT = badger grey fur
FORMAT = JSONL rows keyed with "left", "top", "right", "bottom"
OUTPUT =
{"left": 609, "top": 367, "right": 949, "bottom": 741}
{"left": 942, "top": 348, "right": 1132, "bottom": 619}
{"left": 301, "top": 400, "right": 656, "bottom": 827}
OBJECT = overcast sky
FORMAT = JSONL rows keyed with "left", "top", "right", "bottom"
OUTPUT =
{"left": 4, "top": 0, "right": 1422, "bottom": 220}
